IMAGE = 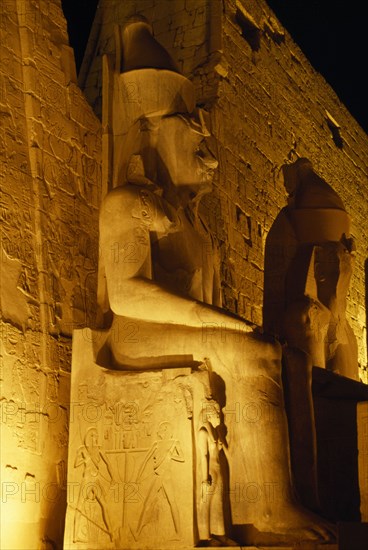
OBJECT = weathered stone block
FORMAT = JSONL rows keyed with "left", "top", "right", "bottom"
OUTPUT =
{"left": 182, "top": 25, "right": 206, "bottom": 47}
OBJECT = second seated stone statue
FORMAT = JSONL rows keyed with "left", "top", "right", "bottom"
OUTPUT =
{"left": 264, "top": 157, "right": 361, "bottom": 514}
{"left": 88, "top": 17, "right": 335, "bottom": 547}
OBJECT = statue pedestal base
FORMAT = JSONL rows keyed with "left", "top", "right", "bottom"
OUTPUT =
{"left": 65, "top": 329, "right": 204, "bottom": 550}
{"left": 64, "top": 329, "right": 215, "bottom": 549}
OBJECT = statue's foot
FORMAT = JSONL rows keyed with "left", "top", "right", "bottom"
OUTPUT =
{"left": 212, "top": 534, "right": 238, "bottom": 546}
{"left": 254, "top": 503, "right": 336, "bottom": 544}
{"left": 128, "top": 524, "right": 139, "bottom": 542}
{"left": 197, "top": 539, "right": 222, "bottom": 547}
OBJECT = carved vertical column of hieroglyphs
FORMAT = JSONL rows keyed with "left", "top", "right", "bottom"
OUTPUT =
{"left": 0, "top": 1, "right": 101, "bottom": 548}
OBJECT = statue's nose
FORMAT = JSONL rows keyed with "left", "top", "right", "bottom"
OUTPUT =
{"left": 197, "top": 142, "right": 218, "bottom": 170}
{"left": 204, "top": 158, "right": 219, "bottom": 170}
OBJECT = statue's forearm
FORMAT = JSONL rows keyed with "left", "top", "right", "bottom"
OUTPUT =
{"left": 108, "top": 276, "right": 252, "bottom": 331}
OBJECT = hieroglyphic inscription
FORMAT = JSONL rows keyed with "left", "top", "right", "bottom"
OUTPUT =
{"left": 66, "top": 361, "right": 194, "bottom": 548}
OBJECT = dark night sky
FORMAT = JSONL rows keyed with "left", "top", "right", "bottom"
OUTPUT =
{"left": 61, "top": 0, "right": 368, "bottom": 134}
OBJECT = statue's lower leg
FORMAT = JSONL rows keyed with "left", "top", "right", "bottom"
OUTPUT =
{"left": 282, "top": 346, "right": 320, "bottom": 512}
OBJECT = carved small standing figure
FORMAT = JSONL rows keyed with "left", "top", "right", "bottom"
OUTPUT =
{"left": 197, "top": 400, "right": 236, "bottom": 547}
{"left": 134, "top": 421, "right": 184, "bottom": 540}
{"left": 73, "top": 427, "right": 114, "bottom": 542}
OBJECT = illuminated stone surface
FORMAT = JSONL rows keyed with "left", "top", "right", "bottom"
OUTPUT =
{"left": 64, "top": 330, "right": 237, "bottom": 548}
{"left": 64, "top": 330, "right": 192, "bottom": 548}
{"left": 0, "top": 1, "right": 101, "bottom": 548}
{"left": 81, "top": 0, "right": 368, "bottom": 384}
{"left": 265, "top": 157, "right": 359, "bottom": 381}
{"left": 1, "top": 0, "right": 367, "bottom": 548}
{"left": 64, "top": 20, "right": 338, "bottom": 548}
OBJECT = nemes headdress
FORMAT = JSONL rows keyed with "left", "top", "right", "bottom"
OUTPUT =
{"left": 103, "top": 17, "right": 196, "bottom": 189}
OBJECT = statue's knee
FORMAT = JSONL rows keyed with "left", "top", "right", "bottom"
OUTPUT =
{"left": 245, "top": 332, "right": 282, "bottom": 360}
{"left": 283, "top": 346, "right": 313, "bottom": 379}
{"left": 237, "top": 333, "right": 282, "bottom": 379}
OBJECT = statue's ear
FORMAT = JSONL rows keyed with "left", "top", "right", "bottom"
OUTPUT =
{"left": 340, "top": 233, "right": 356, "bottom": 253}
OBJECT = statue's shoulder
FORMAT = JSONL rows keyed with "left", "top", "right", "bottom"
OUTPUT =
{"left": 101, "top": 184, "right": 177, "bottom": 234}
{"left": 101, "top": 184, "right": 162, "bottom": 222}
{"left": 102, "top": 183, "right": 147, "bottom": 205}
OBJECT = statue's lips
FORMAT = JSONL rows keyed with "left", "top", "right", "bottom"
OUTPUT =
{"left": 290, "top": 208, "right": 350, "bottom": 243}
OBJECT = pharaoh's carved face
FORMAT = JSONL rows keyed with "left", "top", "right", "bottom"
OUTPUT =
{"left": 157, "top": 421, "right": 173, "bottom": 440}
{"left": 208, "top": 411, "right": 220, "bottom": 428}
{"left": 154, "top": 111, "right": 218, "bottom": 192}
{"left": 314, "top": 241, "right": 354, "bottom": 308}
{"left": 85, "top": 427, "right": 99, "bottom": 449}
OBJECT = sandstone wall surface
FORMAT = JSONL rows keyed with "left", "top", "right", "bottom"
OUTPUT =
{"left": 0, "top": 1, "right": 101, "bottom": 548}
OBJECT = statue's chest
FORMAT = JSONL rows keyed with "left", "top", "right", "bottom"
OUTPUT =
{"left": 153, "top": 215, "right": 204, "bottom": 268}
{"left": 151, "top": 209, "right": 213, "bottom": 299}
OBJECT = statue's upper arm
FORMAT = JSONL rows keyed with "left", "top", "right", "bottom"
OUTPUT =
{"left": 100, "top": 185, "right": 153, "bottom": 280}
